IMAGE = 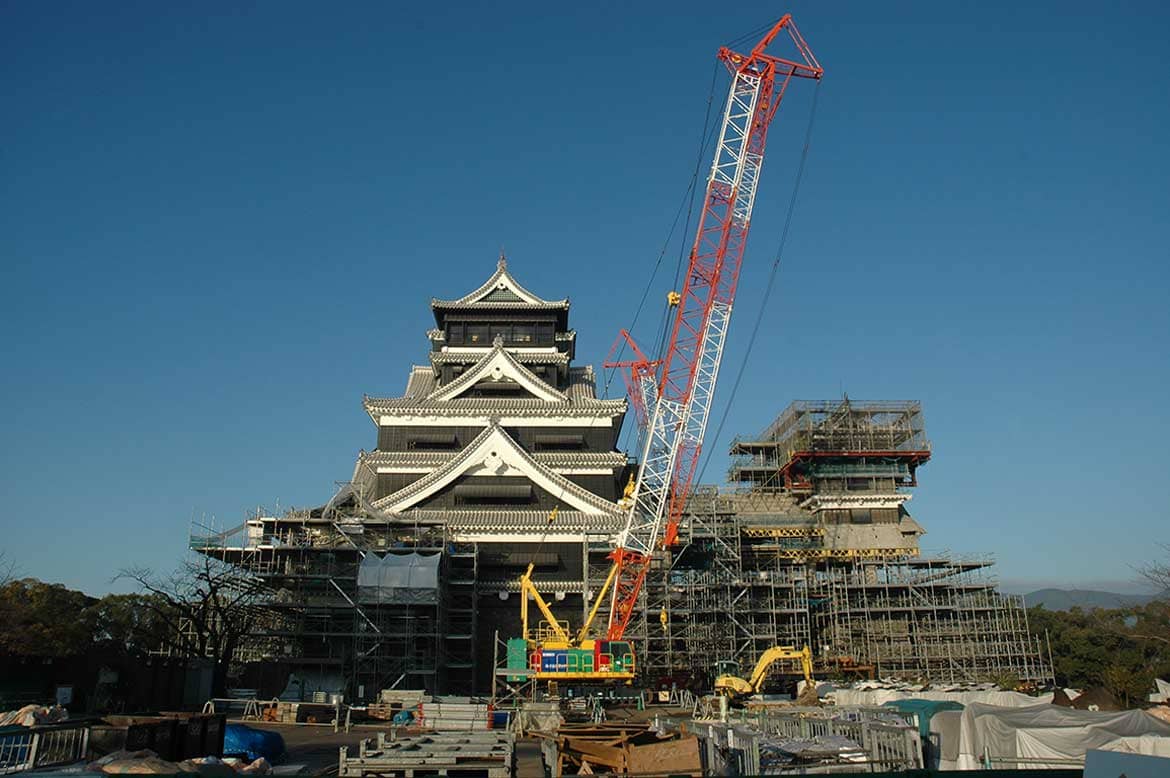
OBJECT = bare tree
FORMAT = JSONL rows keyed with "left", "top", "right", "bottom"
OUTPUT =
{"left": 1130, "top": 549, "right": 1170, "bottom": 647}
{"left": 1140, "top": 546, "right": 1170, "bottom": 596}
{"left": 0, "top": 551, "right": 17, "bottom": 587}
{"left": 118, "top": 556, "right": 264, "bottom": 696}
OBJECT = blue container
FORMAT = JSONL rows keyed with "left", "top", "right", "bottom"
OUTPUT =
{"left": 541, "top": 650, "right": 566, "bottom": 671}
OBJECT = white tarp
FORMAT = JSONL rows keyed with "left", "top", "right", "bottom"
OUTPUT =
{"left": 831, "top": 688, "right": 1054, "bottom": 708}
{"left": 358, "top": 552, "right": 440, "bottom": 604}
{"left": 937, "top": 702, "right": 1170, "bottom": 770}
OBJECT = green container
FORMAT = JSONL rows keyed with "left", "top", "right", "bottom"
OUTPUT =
{"left": 506, "top": 638, "right": 529, "bottom": 682}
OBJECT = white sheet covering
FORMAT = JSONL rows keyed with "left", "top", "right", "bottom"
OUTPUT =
{"left": 831, "top": 688, "right": 1054, "bottom": 708}
{"left": 936, "top": 703, "right": 1170, "bottom": 770}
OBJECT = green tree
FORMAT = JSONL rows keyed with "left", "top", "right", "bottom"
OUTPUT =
{"left": 1030, "top": 596, "right": 1170, "bottom": 707}
{"left": 0, "top": 579, "right": 94, "bottom": 657}
{"left": 84, "top": 593, "right": 176, "bottom": 655}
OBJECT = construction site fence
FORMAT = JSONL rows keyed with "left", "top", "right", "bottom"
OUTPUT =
{"left": 0, "top": 721, "right": 90, "bottom": 775}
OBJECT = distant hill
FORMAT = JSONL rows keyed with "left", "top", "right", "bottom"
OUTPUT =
{"left": 1023, "top": 588, "right": 1159, "bottom": 611}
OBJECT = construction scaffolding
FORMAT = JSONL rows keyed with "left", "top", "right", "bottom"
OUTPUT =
{"left": 816, "top": 555, "right": 1049, "bottom": 684}
{"left": 189, "top": 497, "right": 480, "bottom": 697}
{"left": 629, "top": 495, "right": 1051, "bottom": 688}
{"left": 730, "top": 399, "right": 931, "bottom": 493}
{"left": 187, "top": 398, "right": 1051, "bottom": 695}
{"left": 628, "top": 399, "right": 1052, "bottom": 689}
{"left": 637, "top": 488, "right": 812, "bottom": 688}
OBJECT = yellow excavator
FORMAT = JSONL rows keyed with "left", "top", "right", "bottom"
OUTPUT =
{"left": 713, "top": 645, "right": 815, "bottom": 702}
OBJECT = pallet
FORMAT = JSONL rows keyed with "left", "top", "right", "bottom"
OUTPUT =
{"left": 339, "top": 731, "right": 514, "bottom": 778}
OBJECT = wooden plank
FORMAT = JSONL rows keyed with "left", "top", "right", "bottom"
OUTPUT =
{"left": 562, "top": 738, "right": 625, "bottom": 769}
{"left": 626, "top": 736, "right": 702, "bottom": 777}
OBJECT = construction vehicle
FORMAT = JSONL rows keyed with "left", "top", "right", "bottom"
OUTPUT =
{"left": 510, "top": 14, "right": 823, "bottom": 684}
{"left": 713, "top": 645, "right": 814, "bottom": 702}
{"left": 513, "top": 509, "right": 636, "bottom": 683}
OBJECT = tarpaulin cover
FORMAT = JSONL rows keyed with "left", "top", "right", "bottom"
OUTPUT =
{"left": 938, "top": 702, "right": 1170, "bottom": 770}
{"left": 223, "top": 724, "right": 285, "bottom": 763}
{"left": 831, "top": 688, "right": 1054, "bottom": 708}
{"left": 357, "top": 552, "right": 440, "bottom": 604}
{"left": 882, "top": 699, "right": 964, "bottom": 738}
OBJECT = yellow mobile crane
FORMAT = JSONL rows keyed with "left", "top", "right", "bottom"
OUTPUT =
{"left": 517, "top": 508, "right": 634, "bottom": 682}
{"left": 713, "top": 645, "right": 814, "bottom": 702}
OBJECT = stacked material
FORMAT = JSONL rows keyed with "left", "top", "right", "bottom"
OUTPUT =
{"left": 339, "top": 731, "right": 513, "bottom": 778}
{"left": 535, "top": 722, "right": 702, "bottom": 777}
{"left": 517, "top": 702, "right": 562, "bottom": 734}
{"left": 760, "top": 734, "right": 866, "bottom": 767}
{"left": 378, "top": 690, "right": 427, "bottom": 706}
{"left": 418, "top": 698, "right": 490, "bottom": 731}
{"left": 368, "top": 690, "right": 427, "bottom": 723}
{"left": 658, "top": 708, "right": 922, "bottom": 775}
{"left": 0, "top": 705, "right": 68, "bottom": 727}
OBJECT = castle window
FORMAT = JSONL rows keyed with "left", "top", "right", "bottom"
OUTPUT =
{"left": 535, "top": 433, "right": 584, "bottom": 451}
{"left": 513, "top": 324, "right": 534, "bottom": 343}
{"left": 409, "top": 433, "right": 458, "bottom": 450}
{"left": 467, "top": 324, "right": 488, "bottom": 344}
{"left": 453, "top": 483, "right": 533, "bottom": 505}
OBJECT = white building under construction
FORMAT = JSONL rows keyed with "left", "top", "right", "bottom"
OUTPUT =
{"left": 191, "top": 261, "right": 1050, "bottom": 698}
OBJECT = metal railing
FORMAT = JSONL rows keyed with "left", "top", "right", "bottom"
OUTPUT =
{"left": 0, "top": 722, "right": 90, "bottom": 775}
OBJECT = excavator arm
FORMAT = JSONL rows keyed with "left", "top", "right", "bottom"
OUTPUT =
{"left": 714, "top": 644, "right": 814, "bottom": 700}
{"left": 748, "top": 645, "right": 813, "bottom": 691}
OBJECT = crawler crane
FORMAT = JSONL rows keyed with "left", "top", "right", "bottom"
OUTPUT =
{"left": 514, "top": 14, "right": 823, "bottom": 685}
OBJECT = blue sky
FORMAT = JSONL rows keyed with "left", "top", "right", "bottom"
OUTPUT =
{"left": 2, "top": 1, "right": 1168, "bottom": 596}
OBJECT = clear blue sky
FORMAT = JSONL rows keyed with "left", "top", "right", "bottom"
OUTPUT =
{"left": 2, "top": 1, "right": 1168, "bottom": 596}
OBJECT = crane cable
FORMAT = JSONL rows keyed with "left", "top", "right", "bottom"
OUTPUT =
{"left": 693, "top": 78, "right": 822, "bottom": 488}
{"left": 602, "top": 61, "right": 721, "bottom": 403}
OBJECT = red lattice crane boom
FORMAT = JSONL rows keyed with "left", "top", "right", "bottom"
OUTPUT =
{"left": 604, "top": 16, "right": 822, "bottom": 641}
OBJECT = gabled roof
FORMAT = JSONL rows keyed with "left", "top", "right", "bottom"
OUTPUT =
{"left": 364, "top": 366, "right": 626, "bottom": 421}
{"left": 431, "top": 255, "right": 569, "bottom": 310}
{"left": 398, "top": 508, "right": 626, "bottom": 534}
{"left": 359, "top": 449, "right": 629, "bottom": 471}
{"left": 429, "top": 350, "right": 569, "bottom": 367}
{"left": 372, "top": 423, "right": 622, "bottom": 516}
{"left": 428, "top": 340, "right": 567, "bottom": 403}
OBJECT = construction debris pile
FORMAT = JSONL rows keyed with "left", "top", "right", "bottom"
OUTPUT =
{"left": 534, "top": 722, "right": 703, "bottom": 777}
{"left": 660, "top": 708, "right": 922, "bottom": 775}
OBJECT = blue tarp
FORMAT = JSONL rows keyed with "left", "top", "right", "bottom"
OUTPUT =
{"left": 223, "top": 724, "right": 285, "bottom": 762}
